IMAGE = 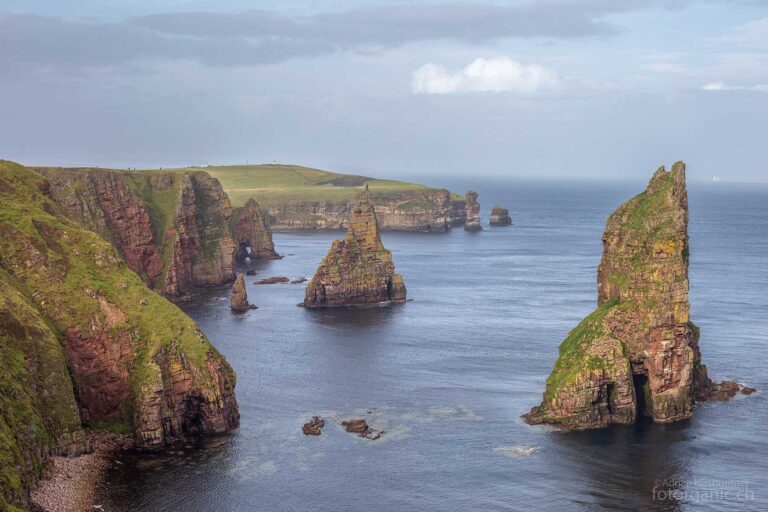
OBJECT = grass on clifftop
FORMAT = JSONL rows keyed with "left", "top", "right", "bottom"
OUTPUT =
{"left": 137, "top": 164, "right": 457, "bottom": 207}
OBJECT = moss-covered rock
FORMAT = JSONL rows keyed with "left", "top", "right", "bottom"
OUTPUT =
{"left": 526, "top": 162, "right": 711, "bottom": 428}
{"left": 0, "top": 161, "right": 239, "bottom": 508}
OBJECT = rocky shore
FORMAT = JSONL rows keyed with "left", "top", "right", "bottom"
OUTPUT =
{"left": 30, "top": 432, "right": 131, "bottom": 512}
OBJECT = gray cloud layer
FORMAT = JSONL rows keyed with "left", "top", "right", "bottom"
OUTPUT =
{"left": 1, "top": 2, "right": 642, "bottom": 71}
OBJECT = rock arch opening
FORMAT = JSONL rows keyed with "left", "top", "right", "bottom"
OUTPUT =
{"left": 633, "top": 373, "right": 650, "bottom": 419}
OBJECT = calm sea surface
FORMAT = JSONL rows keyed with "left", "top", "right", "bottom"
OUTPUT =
{"left": 98, "top": 178, "right": 768, "bottom": 511}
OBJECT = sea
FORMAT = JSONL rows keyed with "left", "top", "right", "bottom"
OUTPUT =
{"left": 97, "top": 177, "right": 768, "bottom": 512}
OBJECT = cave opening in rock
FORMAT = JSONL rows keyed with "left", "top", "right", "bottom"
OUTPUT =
{"left": 606, "top": 384, "right": 615, "bottom": 415}
{"left": 633, "top": 373, "right": 650, "bottom": 418}
{"left": 386, "top": 278, "right": 393, "bottom": 299}
{"left": 238, "top": 241, "right": 252, "bottom": 261}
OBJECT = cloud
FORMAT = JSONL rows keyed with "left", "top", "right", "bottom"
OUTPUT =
{"left": 702, "top": 81, "right": 768, "bottom": 92}
{"left": 412, "top": 57, "right": 564, "bottom": 94}
{"left": 0, "top": 2, "right": 639, "bottom": 72}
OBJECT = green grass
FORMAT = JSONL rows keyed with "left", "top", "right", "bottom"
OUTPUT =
{"left": 136, "top": 164, "right": 444, "bottom": 207}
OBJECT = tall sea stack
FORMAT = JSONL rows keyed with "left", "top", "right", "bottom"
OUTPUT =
{"left": 525, "top": 162, "right": 713, "bottom": 429}
{"left": 303, "top": 186, "right": 407, "bottom": 308}
{"left": 231, "top": 273, "right": 256, "bottom": 312}
{"left": 232, "top": 198, "right": 278, "bottom": 261}
{"left": 464, "top": 191, "right": 482, "bottom": 231}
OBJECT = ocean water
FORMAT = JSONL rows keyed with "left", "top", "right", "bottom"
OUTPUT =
{"left": 98, "top": 179, "right": 768, "bottom": 512}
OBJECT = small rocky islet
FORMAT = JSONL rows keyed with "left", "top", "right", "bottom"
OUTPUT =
{"left": 489, "top": 206, "right": 512, "bottom": 226}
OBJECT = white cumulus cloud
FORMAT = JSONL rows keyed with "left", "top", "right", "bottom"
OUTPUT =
{"left": 702, "top": 81, "right": 768, "bottom": 93}
{"left": 412, "top": 57, "right": 563, "bottom": 95}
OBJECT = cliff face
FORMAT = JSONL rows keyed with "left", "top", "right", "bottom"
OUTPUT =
{"left": 232, "top": 198, "right": 278, "bottom": 261}
{"left": 464, "top": 191, "right": 482, "bottom": 231}
{"left": 490, "top": 206, "right": 512, "bottom": 226}
{"left": 0, "top": 161, "right": 239, "bottom": 509}
{"left": 37, "top": 168, "right": 243, "bottom": 299}
{"left": 525, "top": 162, "right": 710, "bottom": 429}
{"left": 303, "top": 186, "right": 407, "bottom": 308}
{"left": 268, "top": 188, "right": 466, "bottom": 232}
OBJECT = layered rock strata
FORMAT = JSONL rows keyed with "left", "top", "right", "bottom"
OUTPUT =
{"left": 490, "top": 206, "right": 512, "bottom": 226}
{"left": 0, "top": 161, "right": 240, "bottom": 509}
{"left": 525, "top": 162, "right": 713, "bottom": 429}
{"left": 232, "top": 198, "right": 279, "bottom": 261}
{"left": 267, "top": 188, "right": 466, "bottom": 232}
{"left": 303, "top": 186, "right": 407, "bottom": 308}
{"left": 230, "top": 273, "right": 256, "bottom": 312}
{"left": 36, "top": 168, "right": 275, "bottom": 300}
{"left": 464, "top": 191, "right": 482, "bottom": 231}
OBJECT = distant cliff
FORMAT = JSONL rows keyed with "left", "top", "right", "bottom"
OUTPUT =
{"left": 0, "top": 161, "right": 239, "bottom": 510}
{"left": 526, "top": 162, "right": 712, "bottom": 429}
{"left": 36, "top": 167, "right": 276, "bottom": 299}
{"left": 268, "top": 188, "right": 466, "bottom": 232}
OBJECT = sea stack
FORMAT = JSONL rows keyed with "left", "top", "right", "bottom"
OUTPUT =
{"left": 303, "top": 185, "right": 407, "bottom": 308}
{"left": 232, "top": 198, "right": 279, "bottom": 261}
{"left": 525, "top": 162, "right": 714, "bottom": 429}
{"left": 490, "top": 206, "right": 512, "bottom": 226}
{"left": 464, "top": 191, "right": 482, "bottom": 231}
{"left": 231, "top": 273, "right": 256, "bottom": 312}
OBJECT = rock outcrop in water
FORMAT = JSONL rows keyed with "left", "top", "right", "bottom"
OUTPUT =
{"left": 0, "top": 161, "right": 239, "bottom": 510}
{"left": 38, "top": 167, "right": 238, "bottom": 299}
{"left": 230, "top": 273, "right": 256, "bottom": 312}
{"left": 464, "top": 191, "right": 482, "bottom": 232}
{"left": 525, "top": 162, "right": 715, "bottom": 429}
{"left": 232, "top": 198, "right": 278, "bottom": 261}
{"left": 267, "top": 188, "right": 466, "bottom": 232}
{"left": 490, "top": 206, "right": 512, "bottom": 226}
{"left": 303, "top": 186, "right": 407, "bottom": 308}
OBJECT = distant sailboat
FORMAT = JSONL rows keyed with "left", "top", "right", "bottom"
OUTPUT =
{"left": 713, "top": 175, "right": 721, "bottom": 182}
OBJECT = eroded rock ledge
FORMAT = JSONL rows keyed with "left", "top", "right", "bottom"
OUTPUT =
{"left": 303, "top": 186, "right": 407, "bottom": 308}
{"left": 525, "top": 162, "right": 738, "bottom": 429}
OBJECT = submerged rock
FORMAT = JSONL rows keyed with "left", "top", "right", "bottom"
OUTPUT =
{"left": 464, "top": 191, "right": 482, "bottom": 231}
{"left": 232, "top": 197, "right": 279, "bottom": 261}
{"left": 525, "top": 162, "right": 716, "bottom": 429}
{"left": 255, "top": 276, "right": 290, "bottom": 285}
{"left": 303, "top": 185, "right": 407, "bottom": 308}
{"left": 697, "top": 380, "right": 756, "bottom": 401}
{"left": 290, "top": 277, "right": 308, "bottom": 284}
{"left": 302, "top": 416, "right": 325, "bottom": 436}
{"left": 230, "top": 273, "right": 256, "bottom": 312}
{"left": 341, "top": 419, "right": 383, "bottom": 440}
{"left": 489, "top": 206, "right": 512, "bottom": 226}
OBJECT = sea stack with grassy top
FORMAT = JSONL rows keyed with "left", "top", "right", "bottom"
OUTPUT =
{"left": 303, "top": 185, "right": 407, "bottom": 308}
{"left": 525, "top": 162, "right": 723, "bottom": 429}
{"left": 490, "top": 206, "right": 512, "bottom": 226}
{"left": 464, "top": 191, "right": 482, "bottom": 231}
{"left": 232, "top": 198, "right": 279, "bottom": 261}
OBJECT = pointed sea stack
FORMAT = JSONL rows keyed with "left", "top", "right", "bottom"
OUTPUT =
{"left": 525, "top": 162, "right": 714, "bottom": 429}
{"left": 232, "top": 198, "right": 279, "bottom": 261}
{"left": 464, "top": 191, "right": 482, "bottom": 231}
{"left": 489, "top": 206, "right": 512, "bottom": 226}
{"left": 303, "top": 186, "right": 407, "bottom": 308}
{"left": 231, "top": 273, "right": 256, "bottom": 312}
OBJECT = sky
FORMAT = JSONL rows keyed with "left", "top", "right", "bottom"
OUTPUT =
{"left": 1, "top": 0, "right": 767, "bottom": 182}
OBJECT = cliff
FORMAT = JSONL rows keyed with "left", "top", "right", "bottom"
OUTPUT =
{"left": 303, "top": 186, "right": 407, "bottom": 307}
{"left": 35, "top": 167, "right": 274, "bottom": 299}
{"left": 464, "top": 191, "right": 482, "bottom": 231}
{"left": 0, "top": 161, "right": 239, "bottom": 509}
{"left": 156, "top": 164, "right": 467, "bottom": 231}
{"left": 525, "top": 162, "right": 712, "bottom": 429}
{"left": 268, "top": 187, "right": 465, "bottom": 232}
{"left": 232, "top": 198, "right": 278, "bottom": 260}
{"left": 489, "top": 206, "right": 512, "bottom": 226}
